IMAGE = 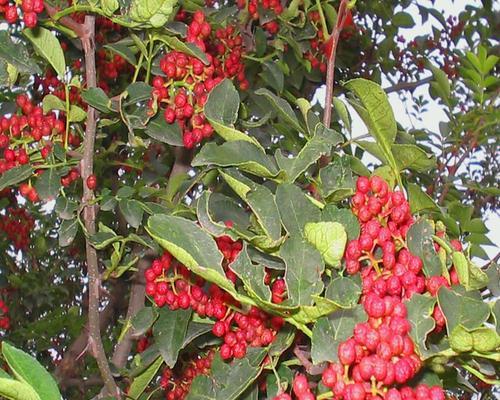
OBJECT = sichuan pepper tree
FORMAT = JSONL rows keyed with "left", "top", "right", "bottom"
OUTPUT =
{"left": 0, "top": 0, "right": 498, "bottom": 399}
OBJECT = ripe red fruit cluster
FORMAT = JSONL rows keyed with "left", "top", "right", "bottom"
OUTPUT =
{"left": 0, "top": 207, "right": 34, "bottom": 250}
{"left": 292, "top": 373, "right": 315, "bottom": 400}
{"left": 308, "top": 176, "right": 447, "bottom": 400}
{"left": 236, "top": 0, "right": 282, "bottom": 34}
{"left": 0, "top": 299, "right": 9, "bottom": 331}
{"left": 34, "top": 69, "right": 83, "bottom": 109}
{"left": 154, "top": 50, "right": 218, "bottom": 148}
{"left": 0, "top": 0, "right": 44, "bottom": 28}
{"left": 0, "top": 94, "right": 70, "bottom": 195}
{"left": 19, "top": 183, "right": 39, "bottom": 203}
{"left": 145, "top": 245, "right": 283, "bottom": 361}
{"left": 151, "top": 10, "right": 251, "bottom": 148}
{"left": 160, "top": 350, "right": 214, "bottom": 400}
{"left": 60, "top": 168, "right": 81, "bottom": 188}
{"left": 96, "top": 50, "right": 132, "bottom": 86}
{"left": 211, "top": 25, "right": 249, "bottom": 90}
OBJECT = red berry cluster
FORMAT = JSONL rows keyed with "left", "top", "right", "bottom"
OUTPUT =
{"left": 0, "top": 0, "right": 44, "bottom": 28}
{"left": 60, "top": 167, "right": 81, "bottom": 188}
{"left": 305, "top": 9, "right": 357, "bottom": 73}
{"left": 96, "top": 50, "right": 133, "bottom": 89}
{"left": 236, "top": 0, "right": 282, "bottom": 34}
{"left": 160, "top": 350, "right": 214, "bottom": 400}
{"left": 34, "top": 69, "right": 82, "bottom": 107}
{"left": 0, "top": 94, "right": 70, "bottom": 198}
{"left": 186, "top": 10, "right": 212, "bottom": 51}
{"left": 152, "top": 10, "right": 252, "bottom": 148}
{"left": 145, "top": 243, "right": 283, "bottom": 361}
{"left": 0, "top": 207, "right": 34, "bottom": 250}
{"left": 210, "top": 25, "right": 249, "bottom": 90}
{"left": 311, "top": 176, "right": 447, "bottom": 400}
{"left": 292, "top": 373, "right": 315, "bottom": 400}
{"left": 0, "top": 299, "right": 9, "bottom": 331}
{"left": 154, "top": 50, "right": 218, "bottom": 148}
{"left": 305, "top": 11, "right": 329, "bottom": 73}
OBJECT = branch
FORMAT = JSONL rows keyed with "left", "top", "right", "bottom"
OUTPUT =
{"left": 384, "top": 77, "right": 433, "bottom": 94}
{"left": 438, "top": 146, "right": 471, "bottom": 205}
{"left": 55, "top": 282, "right": 127, "bottom": 388}
{"left": 44, "top": 3, "right": 84, "bottom": 37}
{"left": 322, "top": 0, "right": 348, "bottom": 130}
{"left": 80, "top": 15, "right": 120, "bottom": 398}
{"left": 110, "top": 255, "right": 152, "bottom": 369}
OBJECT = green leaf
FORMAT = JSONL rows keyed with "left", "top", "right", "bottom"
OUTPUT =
{"left": 430, "top": 64, "right": 451, "bottom": 101}
{"left": 188, "top": 349, "right": 267, "bottom": 400}
{"left": 275, "top": 124, "right": 342, "bottom": 182}
{"left": 405, "top": 294, "right": 436, "bottom": 358}
{"left": 153, "top": 308, "right": 192, "bottom": 367}
{"left": 146, "top": 214, "right": 232, "bottom": 292}
{"left": 304, "top": 222, "right": 346, "bottom": 267}
{"left": 204, "top": 79, "right": 238, "bottom": 125}
{"left": 131, "top": 307, "right": 159, "bottom": 337}
{"left": 23, "top": 27, "right": 66, "bottom": 77}
{"left": 246, "top": 186, "right": 282, "bottom": 241}
{"left": 129, "top": 0, "right": 178, "bottom": 28}
{"left": 391, "top": 144, "right": 436, "bottom": 172}
{"left": 192, "top": 141, "right": 279, "bottom": 178}
{"left": 280, "top": 236, "right": 324, "bottom": 306}
{"left": 471, "top": 327, "right": 500, "bottom": 353}
{"left": 407, "top": 218, "right": 441, "bottom": 277}
{"left": 92, "top": 228, "right": 119, "bottom": 247}
{"left": 311, "top": 305, "right": 367, "bottom": 364}
{"left": 407, "top": 183, "right": 439, "bottom": 213}
{"left": 55, "top": 197, "right": 77, "bottom": 220}
{"left": 230, "top": 245, "right": 271, "bottom": 303}
{"left": 42, "top": 94, "right": 65, "bottom": 113}
{"left": 0, "top": 165, "right": 33, "bottom": 191}
{"left": 34, "top": 169, "right": 61, "bottom": 200}
{"left": 128, "top": 356, "right": 163, "bottom": 400}
{"left": 204, "top": 80, "right": 262, "bottom": 148}
{"left": 324, "top": 276, "right": 362, "bottom": 308}
{"left": 318, "top": 156, "right": 355, "bottom": 201}
{"left": 332, "top": 97, "right": 351, "bottom": 133}
{"left": 157, "top": 34, "right": 209, "bottom": 64}
{"left": 145, "top": 113, "right": 183, "bottom": 146}
{"left": 255, "top": 88, "right": 304, "bottom": 133}
{"left": 2, "top": 342, "right": 61, "bottom": 400}
{"left": 119, "top": 199, "right": 144, "bottom": 229}
{"left": 260, "top": 61, "right": 284, "bottom": 93}
{"left": 0, "top": 31, "right": 41, "bottom": 74}
{"left": 82, "top": 88, "right": 113, "bottom": 113}
{"left": 449, "top": 325, "right": 473, "bottom": 352}
{"left": 0, "top": 378, "right": 41, "bottom": 400}
{"left": 275, "top": 184, "right": 321, "bottom": 237}
{"left": 58, "top": 219, "right": 79, "bottom": 247}
{"left": 437, "top": 287, "right": 490, "bottom": 334}
{"left": 345, "top": 79, "right": 400, "bottom": 184}
{"left": 104, "top": 41, "right": 137, "bottom": 65}
{"left": 451, "top": 251, "right": 488, "bottom": 291}
{"left": 321, "top": 205, "right": 360, "bottom": 241}
{"left": 68, "top": 105, "right": 87, "bottom": 122}
{"left": 393, "top": 11, "right": 415, "bottom": 28}
{"left": 182, "top": 321, "right": 213, "bottom": 348}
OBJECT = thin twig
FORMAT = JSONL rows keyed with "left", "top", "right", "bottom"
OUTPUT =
{"left": 110, "top": 254, "right": 152, "bottom": 369}
{"left": 44, "top": 3, "right": 84, "bottom": 37}
{"left": 319, "top": 0, "right": 349, "bottom": 168}
{"left": 80, "top": 15, "right": 120, "bottom": 398}
{"left": 384, "top": 77, "right": 433, "bottom": 94}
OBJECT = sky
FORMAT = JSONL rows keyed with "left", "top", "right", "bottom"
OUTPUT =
{"left": 317, "top": 0, "right": 499, "bottom": 262}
